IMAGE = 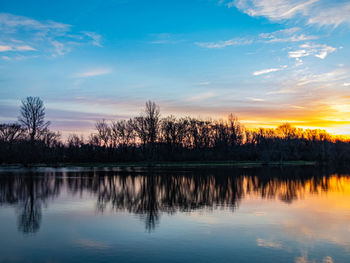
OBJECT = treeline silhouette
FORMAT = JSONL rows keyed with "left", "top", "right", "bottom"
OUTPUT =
{"left": 1, "top": 97, "right": 350, "bottom": 164}
{"left": 0, "top": 166, "right": 344, "bottom": 232}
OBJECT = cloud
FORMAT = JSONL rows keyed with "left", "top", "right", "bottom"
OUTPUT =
{"left": 288, "top": 49, "right": 310, "bottom": 58}
{"left": 344, "top": 83, "right": 350, "bottom": 87}
{"left": 227, "top": 0, "right": 350, "bottom": 28}
{"left": 0, "top": 45, "right": 12, "bottom": 52}
{"left": 260, "top": 28, "right": 318, "bottom": 43}
{"left": 0, "top": 44, "right": 36, "bottom": 52}
{"left": 1, "top": 55, "right": 38, "bottom": 61}
{"left": 230, "top": 0, "right": 317, "bottom": 21}
{"left": 267, "top": 88, "right": 295, "bottom": 95}
{"left": 307, "top": 2, "right": 350, "bottom": 28}
{"left": 185, "top": 91, "right": 216, "bottom": 102}
{"left": 197, "top": 81, "right": 211, "bottom": 86}
{"left": 0, "top": 13, "right": 101, "bottom": 59}
{"left": 297, "top": 68, "right": 348, "bottom": 86}
{"left": 247, "top": 97, "right": 265, "bottom": 102}
{"left": 266, "top": 33, "right": 317, "bottom": 43}
{"left": 74, "top": 68, "right": 113, "bottom": 78}
{"left": 288, "top": 43, "right": 336, "bottom": 60}
{"left": 195, "top": 38, "right": 252, "bottom": 48}
{"left": 196, "top": 27, "right": 317, "bottom": 50}
{"left": 253, "top": 65, "right": 287, "bottom": 76}
{"left": 51, "top": 40, "right": 70, "bottom": 56}
{"left": 82, "top": 31, "right": 102, "bottom": 47}
{"left": 314, "top": 45, "right": 336, "bottom": 59}
{"left": 148, "top": 33, "right": 184, "bottom": 44}
{"left": 0, "top": 12, "right": 70, "bottom": 32}
{"left": 15, "top": 45, "right": 36, "bottom": 51}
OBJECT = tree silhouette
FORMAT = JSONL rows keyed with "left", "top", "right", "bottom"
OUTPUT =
{"left": 19, "top": 97, "right": 50, "bottom": 143}
{"left": 1, "top": 97, "right": 350, "bottom": 164}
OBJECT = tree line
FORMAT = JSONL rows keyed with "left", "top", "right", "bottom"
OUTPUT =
{"left": 1, "top": 96, "right": 350, "bottom": 164}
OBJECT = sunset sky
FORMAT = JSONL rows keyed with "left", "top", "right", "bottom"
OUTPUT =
{"left": 1, "top": 0, "right": 350, "bottom": 136}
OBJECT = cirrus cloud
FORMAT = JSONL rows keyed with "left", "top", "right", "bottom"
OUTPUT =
{"left": 253, "top": 65, "right": 287, "bottom": 76}
{"left": 195, "top": 38, "right": 253, "bottom": 48}
{"left": 73, "top": 68, "right": 113, "bottom": 78}
{"left": 226, "top": 0, "right": 350, "bottom": 28}
{"left": 0, "top": 12, "right": 102, "bottom": 59}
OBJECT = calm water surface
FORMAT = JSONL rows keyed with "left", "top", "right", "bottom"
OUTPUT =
{"left": 0, "top": 166, "right": 350, "bottom": 263}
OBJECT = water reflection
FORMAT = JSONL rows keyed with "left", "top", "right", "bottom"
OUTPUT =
{"left": 0, "top": 166, "right": 347, "bottom": 233}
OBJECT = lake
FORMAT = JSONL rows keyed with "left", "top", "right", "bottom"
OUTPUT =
{"left": 0, "top": 166, "right": 350, "bottom": 262}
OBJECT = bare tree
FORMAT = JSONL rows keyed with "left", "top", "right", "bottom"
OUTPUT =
{"left": 133, "top": 116, "right": 147, "bottom": 146}
{"left": 67, "top": 134, "right": 84, "bottom": 148}
{"left": 0, "top": 123, "right": 26, "bottom": 143}
{"left": 144, "top": 101, "right": 160, "bottom": 146}
{"left": 228, "top": 114, "right": 243, "bottom": 146}
{"left": 276, "top": 123, "right": 297, "bottom": 139}
{"left": 40, "top": 130, "right": 61, "bottom": 147}
{"left": 19, "top": 97, "right": 50, "bottom": 142}
{"left": 95, "top": 119, "right": 111, "bottom": 146}
{"left": 125, "top": 118, "right": 136, "bottom": 146}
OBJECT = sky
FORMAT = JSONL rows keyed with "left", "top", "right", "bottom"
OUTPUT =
{"left": 1, "top": 0, "right": 350, "bottom": 137}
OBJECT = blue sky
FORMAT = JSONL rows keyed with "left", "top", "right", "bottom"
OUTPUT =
{"left": 1, "top": 0, "right": 350, "bottom": 136}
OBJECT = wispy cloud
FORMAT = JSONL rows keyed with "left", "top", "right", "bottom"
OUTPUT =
{"left": 148, "top": 33, "right": 183, "bottom": 44}
{"left": 0, "top": 44, "right": 36, "bottom": 52}
{"left": 253, "top": 65, "right": 287, "bottom": 76}
{"left": 185, "top": 91, "right": 216, "bottom": 102}
{"left": 195, "top": 38, "right": 252, "bottom": 48}
{"left": 267, "top": 88, "right": 295, "bottom": 95}
{"left": 288, "top": 43, "right": 336, "bottom": 60}
{"left": 307, "top": 2, "right": 350, "bottom": 27}
{"left": 0, "top": 45, "right": 12, "bottom": 52}
{"left": 260, "top": 27, "right": 318, "bottom": 43}
{"left": 74, "top": 68, "right": 113, "bottom": 78}
{"left": 0, "top": 12, "right": 101, "bottom": 59}
{"left": 247, "top": 97, "right": 265, "bottom": 102}
{"left": 15, "top": 45, "right": 36, "bottom": 51}
{"left": 0, "top": 12, "right": 70, "bottom": 32}
{"left": 196, "top": 27, "right": 318, "bottom": 50}
{"left": 51, "top": 40, "right": 71, "bottom": 56}
{"left": 82, "top": 31, "right": 102, "bottom": 47}
{"left": 1, "top": 54, "right": 38, "bottom": 61}
{"left": 227, "top": 0, "right": 350, "bottom": 28}
{"left": 197, "top": 81, "right": 211, "bottom": 86}
{"left": 230, "top": 0, "right": 317, "bottom": 21}
{"left": 297, "top": 68, "right": 348, "bottom": 86}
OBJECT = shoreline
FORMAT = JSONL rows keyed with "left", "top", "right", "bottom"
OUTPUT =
{"left": 0, "top": 160, "right": 316, "bottom": 170}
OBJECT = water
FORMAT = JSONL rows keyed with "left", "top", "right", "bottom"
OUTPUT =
{"left": 0, "top": 166, "right": 350, "bottom": 263}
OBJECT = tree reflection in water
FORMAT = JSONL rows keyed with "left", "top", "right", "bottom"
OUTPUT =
{"left": 0, "top": 166, "right": 345, "bottom": 233}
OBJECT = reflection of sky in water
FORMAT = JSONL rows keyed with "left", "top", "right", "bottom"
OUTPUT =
{"left": 0, "top": 167, "right": 350, "bottom": 262}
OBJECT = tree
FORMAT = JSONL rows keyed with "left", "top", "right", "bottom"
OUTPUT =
{"left": 228, "top": 114, "right": 243, "bottom": 146}
{"left": 133, "top": 116, "right": 147, "bottom": 146}
{"left": 144, "top": 100, "right": 160, "bottom": 146}
{"left": 0, "top": 123, "right": 26, "bottom": 143}
{"left": 95, "top": 119, "right": 111, "bottom": 147}
{"left": 133, "top": 101, "right": 160, "bottom": 148}
{"left": 276, "top": 123, "right": 297, "bottom": 139}
{"left": 19, "top": 97, "right": 50, "bottom": 142}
